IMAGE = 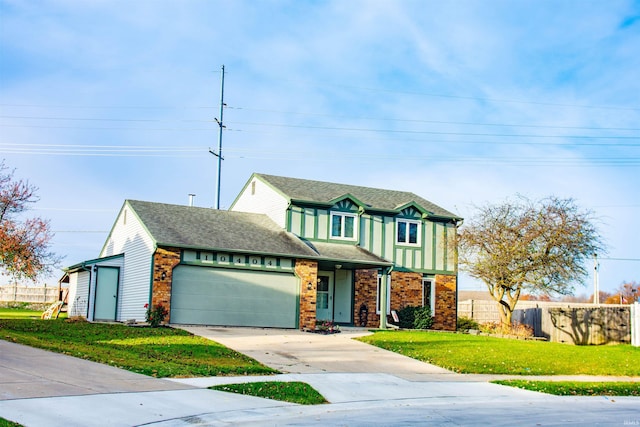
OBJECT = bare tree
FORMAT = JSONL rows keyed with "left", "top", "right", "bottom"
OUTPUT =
{"left": 458, "top": 195, "right": 604, "bottom": 325}
{"left": 0, "top": 161, "right": 61, "bottom": 281}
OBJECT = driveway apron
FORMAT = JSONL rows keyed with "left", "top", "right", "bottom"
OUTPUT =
{"left": 0, "top": 340, "right": 193, "bottom": 400}
{"left": 178, "top": 326, "right": 461, "bottom": 381}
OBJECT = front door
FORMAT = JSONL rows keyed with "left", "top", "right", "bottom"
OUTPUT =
{"left": 94, "top": 267, "right": 119, "bottom": 321}
{"left": 316, "top": 272, "right": 334, "bottom": 321}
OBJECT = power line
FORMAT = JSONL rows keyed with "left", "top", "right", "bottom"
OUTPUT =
{"left": 226, "top": 106, "right": 640, "bottom": 132}
{"left": 230, "top": 121, "right": 640, "bottom": 140}
{"left": 4, "top": 111, "right": 640, "bottom": 132}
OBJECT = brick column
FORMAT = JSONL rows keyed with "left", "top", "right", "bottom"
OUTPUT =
{"left": 151, "top": 246, "right": 181, "bottom": 323}
{"left": 353, "top": 269, "right": 379, "bottom": 327}
{"left": 432, "top": 274, "right": 457, "bottom": 331}
{"left": 295, "top": 259, "right": 318, "bottom": 330}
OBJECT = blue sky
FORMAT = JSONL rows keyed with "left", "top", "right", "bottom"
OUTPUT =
{"left": 1, "top": 0, "right": 638, "bottom": 295}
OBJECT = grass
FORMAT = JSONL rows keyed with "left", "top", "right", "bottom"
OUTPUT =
{"left": 357, "top": 330, "right": 640, "bottom": 376}
{"left": 210, "top": 381, "right": 328, "bottom": 405}
{"left": 0, "top": 318, "right": 277, "bottom": 378}
{"left": 493, "top": 380, "right": 640, "bottom": 396}
{"left": 0, "top": 418, "right": 23, "bottom": 427}
{"left": 0, "top": 308, "right": 47, "bottom": 319}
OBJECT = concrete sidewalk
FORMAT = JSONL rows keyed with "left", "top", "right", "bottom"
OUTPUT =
{"left": 1, "top": 328, "right": 639, "bottom": 426}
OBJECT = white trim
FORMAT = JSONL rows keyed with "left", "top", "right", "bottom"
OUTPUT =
{"left": 330, "top": 212, "right": 358, "bottom": 241}
{"left": 376, "top": 274, "right": 391, "bottom": 315}
{"left": 422, "top": 277, "right": 435, "bottom": 315}
{"left": 396, "top": 219, "right": 421, "bottom": 246}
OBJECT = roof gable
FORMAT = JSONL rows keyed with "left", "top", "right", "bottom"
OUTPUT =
{"left": 255, "top": 173, "right": 461, "bottom": 219}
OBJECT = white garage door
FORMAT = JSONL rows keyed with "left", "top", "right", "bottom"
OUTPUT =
{"left": 171, "top": 266, "right": 299, "bottom": 328}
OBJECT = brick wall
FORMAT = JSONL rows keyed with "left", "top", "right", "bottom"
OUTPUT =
{"left": 295, "top": 259, "right": 318, "bottom": 330}
{"left": 353, "top": 269, "right": 379, "bottom": 327}
{"left": 433, "top": 274, "right": 457, "bottom": 331}
{"left": 354, "top": 269, "right": 457, "bottom": 330}
{"left": 390, "top": 271, "right": 423, "bottom": 309}
{"left": 151, "top": 246, "right": 181, "bottom": 323}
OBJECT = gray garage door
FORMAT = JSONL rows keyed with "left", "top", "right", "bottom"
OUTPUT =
{"left": 170, "top": 266, "right": 299, "bottom": 328}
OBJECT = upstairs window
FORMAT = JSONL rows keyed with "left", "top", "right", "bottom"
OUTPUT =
{"left": 331, "top": 212, "right": 357, "bottom": 240}
{"left": 396, "top": 219, "right": 420, "bottom": 245}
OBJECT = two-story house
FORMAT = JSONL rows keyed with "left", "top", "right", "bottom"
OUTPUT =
{"left": 61, "top": 173, "right": 462, "bottom": 330}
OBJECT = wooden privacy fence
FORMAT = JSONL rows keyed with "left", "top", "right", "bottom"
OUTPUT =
{"left": 459, "top": 299, "right": 632, "bottom": 345}
{"left": 0, "top": 284, "right": 59, "bottom": 303}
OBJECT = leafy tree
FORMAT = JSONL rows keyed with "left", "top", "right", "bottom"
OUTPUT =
{"left": 604, "top": 281, "right": 639, "bottom": 304}
{"left": 458, "top": 195, "right": 604, "bottom": 325}
{"left": 0, "top": 161, "right": 60, "bottom": 281}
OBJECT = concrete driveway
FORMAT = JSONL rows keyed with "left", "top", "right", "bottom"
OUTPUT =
{"left": 178, "top": 326, "right": 459, "bottom": 380}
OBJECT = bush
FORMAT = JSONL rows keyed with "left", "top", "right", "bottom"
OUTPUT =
{"left": 479, "top": 321, "right": 533, "bottom": 338}
{"left": 144, "top": 303, "right": 168, "bottom": 327}
{"left": 457, "top": 316, "right": 479, "bottom": 331}
{"left": 396, "top": 306, "right": 433, "bottom": 329}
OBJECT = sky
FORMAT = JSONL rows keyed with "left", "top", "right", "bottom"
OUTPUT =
{"left": 1, "top": 0, "right": 638, "bottom": 296}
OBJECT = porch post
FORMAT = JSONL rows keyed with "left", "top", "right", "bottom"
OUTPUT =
{"left": 379, "top": 266, "right": 393, "bottom": 329}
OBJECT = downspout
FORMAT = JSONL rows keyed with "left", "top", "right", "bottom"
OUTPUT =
{"left": 379, "top": 265, "right": 394, "bottom": 329}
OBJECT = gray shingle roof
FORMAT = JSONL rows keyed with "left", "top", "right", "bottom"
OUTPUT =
{"left": 256, "top": 173, "right": 460, "bottom": 219}
{"left": 303, "top": 241, "right": 391, "bottom": 267}
{"left": 126, "top": 200, "right": 318, "bottom": 257}
{"left": 126, "top": 200, "right": 390, "bottom": 267}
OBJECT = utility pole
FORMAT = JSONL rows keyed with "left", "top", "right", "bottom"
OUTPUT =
{"left": 209, "top": 64, "right": 225, "bottom": 209}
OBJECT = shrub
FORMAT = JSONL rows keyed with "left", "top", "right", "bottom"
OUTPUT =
{"left": 479, "top": 321, "right": 533, "bottom": 338}
{"left": 396, "top": 306, "right": 433, "bottom": 329}
{"left": 457, "top": 316, "right": 479, "bottom": 331}
{"left": 144, "top": 303, "right": 168, "bottom": 327}
{"left": 397, "top": 306, "right": 417, "bottom": 329}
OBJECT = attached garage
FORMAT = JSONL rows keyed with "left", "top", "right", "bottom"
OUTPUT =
{"left": 170, "top": 265, "right": 299, "bottom": 328}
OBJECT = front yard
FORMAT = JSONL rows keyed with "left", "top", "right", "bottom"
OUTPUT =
{"left": 357, "top": 330, "right": 640, "bottom": 376}
{"left": 2, "top": 311, "right": 639, "bottom": 399}
{"left": 0, "top": 318, "right": 276, "bottom": 377}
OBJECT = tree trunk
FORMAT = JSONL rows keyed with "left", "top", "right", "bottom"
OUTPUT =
{"left": 496, "top": 300, "right": 513, "bottom": 325}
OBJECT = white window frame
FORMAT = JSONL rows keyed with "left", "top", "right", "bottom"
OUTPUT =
{"left": 376, "top": 274, "right": 391, "bottom": 315}
{"left": 396, "top": 219, "right": 421, "bottom": 246}
{"left": 330, "top": 212, "right": 358, "bottom": 240}
{"left": 422, "top": 277, "right": 435, "bottom": 315}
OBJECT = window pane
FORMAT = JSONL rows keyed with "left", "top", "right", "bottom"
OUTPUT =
{"left": 317, "top": 277, "right": 329, "bottom": 292}
{"left": 331, "top": 215, "right": 342, "bottom": 237}
{"left": 409, "top": 223, "right": 418, "bottom": 244}
{"left": 397, "top": 222, "right": 406, "bottom": 243}
{"left": 344, "top": 215, "right": 354, "bottom": 238}
{"left": 317, "top": 293, "right": 329, "bottom": 309}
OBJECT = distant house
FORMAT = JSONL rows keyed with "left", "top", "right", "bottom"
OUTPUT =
{"left": 62, "top": 173, "right": 462, "bottom": 330}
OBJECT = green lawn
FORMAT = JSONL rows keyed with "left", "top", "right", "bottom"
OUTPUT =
{"left": 357, "top": 330, "right": 640, "bottom": 376}
{"left": 492, "top": 380, "right": 640, "bottom": 396}
{"left": 0, "top": 318, "right": 277, "bottom": 377}
{"left": 211, "top": 381, "right": 328, "bottom": 405}
{"left": 0, "top": 308, "right": 47, "bottom": 319}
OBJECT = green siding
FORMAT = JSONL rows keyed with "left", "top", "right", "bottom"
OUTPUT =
{"left": 435, "top": 223, "right": 445, "bottom": 271}
{"left": 423, "top": 221, "right": 434, "bottom": 270}
{"left": 383, "top": 217, "right": 394, "bottom": 259}
{"left": 318, "top": 210, "right": 328, "bottom": 239}
{"left": 446, "top": 223, "right": 457, "bottom": 272}
{"left": 304, "top": 208, "right": 315, "bottom": 238}
{"left": 290, "top": 207, "right": 303, "bottom": 236}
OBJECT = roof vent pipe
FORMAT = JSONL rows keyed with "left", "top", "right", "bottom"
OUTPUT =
{"left": 188, "top": 194, "right": 196, "bottom": 207}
